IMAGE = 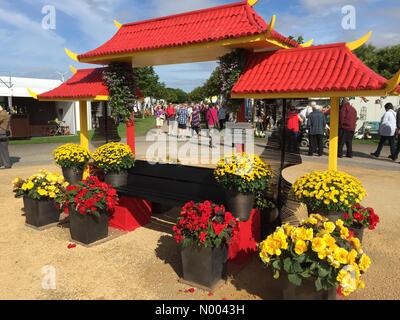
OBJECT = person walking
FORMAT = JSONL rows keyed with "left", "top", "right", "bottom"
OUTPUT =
{"left": 308, "top": 104, "right": 326, "bottom": 156}
{"left": 154, "top": 105, "right": 165, "bottom": 134}
{"left": 0, "top": 105, "right": 12, "bottom": 169}
{"left": 218, "top": 105, "right": 227, "bottom": 131}
{"left": 286, "top": 105, "right": 303, "bottom": 153}
{"left": 177, "top": 105, "right": 189, "bottom": 140}
{"left": 206, "top": 104, "right": 219, "bottom": 148}
{"left": 371, "top": 103, "right": 397, "bottom": 159}
{"left": 186, "top": 103, "right": 193, "bottom": 137}
{"left": 166, "top": 103, "right": 177, "bottom": 136}
{"left": 190, "top": 105, "right": 201, "bottom": 137}
{"left": 392, "top": 107, "right": 400, "bottom": 162}
{"left": 338, "top": 99, "right": 357, "bottom": 158}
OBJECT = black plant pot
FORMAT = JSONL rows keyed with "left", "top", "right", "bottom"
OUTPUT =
{"left": 69, "top": 210, "right": 109, "bottom": 245}
{"left": 24, "top": 198, "right": 60, "bottom": 228}
{"left": 348, "top": 223, "right": 365, "bottom": 242}
{"left": 225, "top": 190, "right": 254, "bottom": 222}
{"left": 104, "top": 170, "right": 128, "bottom": 188}
{"left": 62, "top": 167, "right": 84, "bottom": 185}
{"left": 181, "top": 245, "right": 228, "bottom": 289}
{"left": 260, "top": 206, "right": 280, "bottom": 240}
{"left": 282, "top": 276, "right": 336, "bottom": 300}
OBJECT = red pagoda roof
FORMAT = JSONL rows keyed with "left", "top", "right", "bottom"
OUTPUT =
{"left": 38, "top": 68, "right": 109, "bottom": 100}
{"left": 78, "top": 1, "right": 299, "bottom": 62}
{"left": 232, "top": 43, "right": 396, "bottom": 97}
{"left": 38, "top": 68, "right": 143, "bottom": 101}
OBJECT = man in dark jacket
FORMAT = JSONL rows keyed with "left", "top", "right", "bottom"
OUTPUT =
{"left": 392, "top": 107, "right": 400, "bottom": 162}
{"left": 338, "top": 99, "right": 358, "bottom": 158}
{"left": 308, "top": 104, "right": 326, "bottom": 156}
{"left": 0, "top": 105, "right": 12, "bottom": 169}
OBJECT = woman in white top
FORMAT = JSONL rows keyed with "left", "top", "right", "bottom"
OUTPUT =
{"left": 371, "top": 103, "right": 397, "bottom": 158}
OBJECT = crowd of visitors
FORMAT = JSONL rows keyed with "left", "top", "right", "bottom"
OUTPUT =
{"left": 152, "top": 103, "right": 229, "bottom": 147}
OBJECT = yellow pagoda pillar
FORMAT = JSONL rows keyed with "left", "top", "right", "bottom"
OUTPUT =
{"left": 328, "top": 97, "right": 340, "bottom": 171}
{"left": 79, "top": 100, "right": 90, "bottom": 178}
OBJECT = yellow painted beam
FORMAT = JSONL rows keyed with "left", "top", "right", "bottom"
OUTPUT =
{"left": 301, "top": 39, "right": 314, "bottom": 47}
{"left": 114, "top": 20, "right": 122, "bottom": 29}
{"left": 94, "top": 95, "right": 109, "bottom": 101}
{"left": 247, "top": 0, "right": 259, "bottom": 6}
{"left": 26, "top": 88, "right": 38, "bottom": 99}
{"left": 64, "top": 48, "right": 79, "bottom": 62}
{"left": 329, "top": 97, "right": 340, "bottom": 171}
{"left": 346, "top": 31, "right": 372, "bottom": 51}
{"left": 79, "top": 100, "right": 90, "bottom": 178}
{"left": 69, "top": 65, "right": 77, "bottom": 74}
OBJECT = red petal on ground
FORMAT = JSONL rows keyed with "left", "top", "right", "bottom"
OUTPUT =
{"left": 67, "top": 243, "right": 77, "bottom": 249}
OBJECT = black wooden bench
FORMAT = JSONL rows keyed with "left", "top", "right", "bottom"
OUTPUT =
{"left": 117, "top": 160, "right": 225, "bottom": 207}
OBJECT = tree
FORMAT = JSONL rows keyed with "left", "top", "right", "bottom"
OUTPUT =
{"left": 189, "top": 86, "right": 207, "bottom": 102}
{"left": 134, "top": 66, "right": 165, "bottom": 99}
{"left": 288, "top": 35, "right": 304, "bottom": 44}
{"left": 355, "top": 44, "right": 400, "bottom": 79}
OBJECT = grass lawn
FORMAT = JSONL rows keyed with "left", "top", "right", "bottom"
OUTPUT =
{"left": 353, "top": 138, "right": 379, "bottom": 145}
{"left": 10, "top": 117, "right": 156, "bottom": 145}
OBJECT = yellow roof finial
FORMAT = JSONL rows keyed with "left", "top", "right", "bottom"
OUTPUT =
{"left": 267, "top": 15, "right": 276, "bottom": 33}
{"left": 247, "top": 0, "right": 259, "bottom": 6}
{"left": 26, "top": 88, "right": 38, "bottom": 100}
{"left": 69, "top": 65, "right": 77, "bottom": 74}
{"left": 385, "top": 69, "right": 400, "bottom": 94}
{"left": 114, "top": 20, "right": 122, "bottom": 29}
{"left": 346, "top": 31, "right": 372, "bottom": 51}
{"left": 301, "top": 39, "right": 314, "bottom": 48}
{"left": 64, "top": 48, "right": 79, "bottom": 62}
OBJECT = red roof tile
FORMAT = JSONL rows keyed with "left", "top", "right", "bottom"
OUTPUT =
{"left": 232, "top": 43, "right": 389, "bottom": 95}
{"left": 78, "top": 1, "right": 298, "bottom": 61}
{"left": 38, "top": 68, "right": 108, "bottom": 100}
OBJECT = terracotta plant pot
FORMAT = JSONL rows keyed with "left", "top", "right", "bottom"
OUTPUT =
{"left": 181, "top": 245, "right": 228, "bottom": 290}
{"left": 62, "top": 167, "right": 84, "bottom": 185}
{"left": 225, "top": 189, "right": 254, "bottom": 222}
{"left": 24, "top": 197, "right": 60, "bottom": 228}
{"left": 104, "top": 170, "right": 128, "bottom": 188}
{"left": 282, "top": 276, "right": 336, "bottom": 300}
{"left": 69, "top": 210, "right": 109, "bottom": 245}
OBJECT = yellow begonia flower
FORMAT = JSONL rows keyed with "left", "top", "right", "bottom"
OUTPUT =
{"left": 294, "top": 240, "right": 308, "bottom": 255}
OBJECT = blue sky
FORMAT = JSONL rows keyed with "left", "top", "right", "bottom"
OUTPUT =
{"left": 0, "top": 0, "right": 399, "bottom": 91}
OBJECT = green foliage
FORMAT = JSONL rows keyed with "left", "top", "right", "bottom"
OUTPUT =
{"left": 288, "top": 35, "right": 305, "bottom": 44}
{"left": 162, "top": 87, "right": 189, "bottom": 104}
{"left": 219, "top": 49, "right": 245, "bottom": 110}
{"left": 103, "top": 63, "right": 138, "bottom": 123}
{"left": 355, "top": 44, "right": 400, "bottom": 79}
{"left": 134, "top": 66, "right": 164, "bottom": 99}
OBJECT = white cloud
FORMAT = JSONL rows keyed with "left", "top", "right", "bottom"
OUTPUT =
{"left": 149, "top": 0, "right": 221, "bottom": 17}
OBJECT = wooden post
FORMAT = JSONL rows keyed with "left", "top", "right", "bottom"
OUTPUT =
{"left": 328, "top": 97, "right": 340, "bottom": 171}
{"left": 79, "top": 100, "right": 90, "bottom": 178}
{"left": 126, "top": 112, "right": 135, "bottom": 155}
